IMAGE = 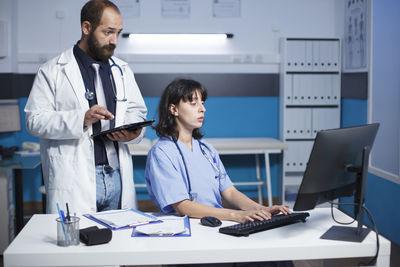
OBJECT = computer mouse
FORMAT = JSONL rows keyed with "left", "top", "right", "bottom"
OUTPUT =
{"left": 200, "top": 216, "right": 222, "bottom": 227}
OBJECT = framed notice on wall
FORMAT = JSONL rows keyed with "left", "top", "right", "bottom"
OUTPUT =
{"left": 162, "top": 0, "right": 191, "bottom": 18}
{"left": 114, "top": 0, "right": 141, "bottom": 19}
{"left": 343, "top": 0, "right": 369, "bottom": 72}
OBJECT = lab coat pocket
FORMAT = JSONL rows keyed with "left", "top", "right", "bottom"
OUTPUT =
{"left": 47, "top": 155, "right": 79, "bottom": 190}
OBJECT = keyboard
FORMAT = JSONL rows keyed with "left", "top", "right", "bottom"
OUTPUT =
{"left": 219, "top": 212, "right": 310, "bottom": 237}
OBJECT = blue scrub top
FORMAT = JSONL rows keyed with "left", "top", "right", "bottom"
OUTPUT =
{"left": 145, "top": 137, "right": 233, "bottom": 213}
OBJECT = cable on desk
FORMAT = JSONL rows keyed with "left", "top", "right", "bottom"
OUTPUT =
{"left": 329, "top": 201, "right": 379, "bottom": 266}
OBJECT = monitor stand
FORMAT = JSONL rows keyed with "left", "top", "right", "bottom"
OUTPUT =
{"left": 321, "top": 146, "right": 371, "bottom": 243}
{"left": 321, "top": 225, "right": 371, "bottom": 242}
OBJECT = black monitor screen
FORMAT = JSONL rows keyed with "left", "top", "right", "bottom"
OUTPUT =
{"left": 294, "top": 123, "right": 379, "bottom": 211}
{"left": 293, "top": 123, "right": 379, "bottom": 242}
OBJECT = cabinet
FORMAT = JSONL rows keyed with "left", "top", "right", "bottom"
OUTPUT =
{"left": 279, "top": 38, "right": 341, "bottom": 207}
{"left": 0, "top": 169, "right": 14, "bottom": 254}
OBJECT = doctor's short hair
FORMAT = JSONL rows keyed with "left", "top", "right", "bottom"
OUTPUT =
{"left": 81, "top": 0, "right": 120, "bottom": 30}
{"left": 154, "top": 78, "right": 208, "bottom": 140}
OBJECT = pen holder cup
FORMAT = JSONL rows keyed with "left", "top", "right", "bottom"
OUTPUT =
{"left": 56, "top": 216, "right": 80, "bottom": 246}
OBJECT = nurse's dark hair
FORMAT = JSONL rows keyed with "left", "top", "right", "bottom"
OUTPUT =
{"left": 81, "top": 0, "right": 120, "bottom": 30}
{"left": 154, "top": 79, "right": 208, "bottom": 140}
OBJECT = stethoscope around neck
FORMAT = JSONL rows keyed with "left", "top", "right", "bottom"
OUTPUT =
{"left": 84, "top": 58, "right": 127, "bottom": 102}
{"left": 173, "top": 138, "right": 222, "bottom": 201}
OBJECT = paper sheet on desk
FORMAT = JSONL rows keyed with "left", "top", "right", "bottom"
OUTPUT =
{"left": 84, "top": 209, "right": 159, "bottom": 230}
{"left": 14, "top": 151, "right": 40, "bottom": 156}
{"left": 133, "top": 216, "right": 190, "bottom": 237}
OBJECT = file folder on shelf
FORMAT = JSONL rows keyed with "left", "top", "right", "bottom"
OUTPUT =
{"left": 305, "top": 41, "right": 313, "bottom": 71}
{"left": 84, "top": 209, "right": 160, "bottom": 230}
{"left": 284, "top": 108, "right": 312, "bottom": 139}
{"left": 283, "top": 141, "right": 314, "bottom": 172}
{"left": 312, "top": 41, "right": 320, "bottom": 71}
{"left": 311, "top": 108, "right": 340, "bottom": 138}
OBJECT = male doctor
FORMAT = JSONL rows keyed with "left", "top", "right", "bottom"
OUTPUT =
{"left": 25, "top": 0, "right": 147, "bottom": 214}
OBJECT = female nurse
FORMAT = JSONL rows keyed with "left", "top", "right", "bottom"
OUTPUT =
{"left": 145, "top": 79, "right": 290, "bottom": 223}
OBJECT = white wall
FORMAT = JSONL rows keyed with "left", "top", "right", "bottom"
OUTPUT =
{"left": 2, "top": 0, "right": 345, "bottom": 73}
{"left": 369, "top": 0, "right": 400, "bottom": 183}
{"left": 0, "top": 0, "right": 13, "bottom": 72}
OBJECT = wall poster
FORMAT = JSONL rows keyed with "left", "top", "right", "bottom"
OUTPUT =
{"left": 344, "top": 0, "right": 369, "bottom": 72}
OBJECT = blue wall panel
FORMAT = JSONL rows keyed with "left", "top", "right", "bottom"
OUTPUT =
{"left": 365, "top": 173, "right": 400, "bottom": 245}
{"left": 136, "top": 96, "right": 281, "bottom": 200}
{"left": 341, "top": 98, "right": 400, "bottom": 245}
{"left": 0, "top": 97, "right": 41, "bottom": 202}
{"left": 341, "top": 98, "right": 367, "bottom": 127}
{"left": 1, "top": 96, "right": 281, "bottom": 202}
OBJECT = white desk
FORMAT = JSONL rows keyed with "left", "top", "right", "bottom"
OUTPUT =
{"left": 4, "top": 208, "right": 390, "bottom": 267}
{"left": 129, "top": 137, "right": 288, "bottom": 205}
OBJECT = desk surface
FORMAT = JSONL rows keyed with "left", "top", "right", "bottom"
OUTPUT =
{"left": 4, "top": 208, "right": 390, "bottom": 267}
{"left": 0, "top": 155, "right": 41, "bottom": 170}
{"left": 205, "top": 137, "right": 288, "bottom": 152}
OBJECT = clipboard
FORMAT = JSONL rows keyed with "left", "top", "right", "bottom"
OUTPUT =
{"left": 131, "top": 216, "right": 191, "bottom": 237}
{"left": 91, "top": 120, "right": 155, "bottom": 139}
{"left": 83, "top": 208, "right": 161, "bottom": 230}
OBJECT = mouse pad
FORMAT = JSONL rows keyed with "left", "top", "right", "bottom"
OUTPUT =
{"left": 91, "top": 120, "right": 155, "bottom": 138}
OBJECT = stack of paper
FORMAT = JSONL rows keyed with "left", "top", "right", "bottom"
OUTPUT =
{"left": 133, "top": 216, "right": 190, "bottom": 237}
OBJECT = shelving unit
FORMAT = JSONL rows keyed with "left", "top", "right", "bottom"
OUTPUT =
{"left": 279, "top": 38, "right": 341, "bottom": 207}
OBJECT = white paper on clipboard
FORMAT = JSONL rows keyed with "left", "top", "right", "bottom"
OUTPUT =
{"left": 133, "top": 216, "right": 189, "bottom": 236}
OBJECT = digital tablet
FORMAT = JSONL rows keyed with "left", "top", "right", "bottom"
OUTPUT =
{"left": 91, "top": 120, "right": 155, "bottom": 139}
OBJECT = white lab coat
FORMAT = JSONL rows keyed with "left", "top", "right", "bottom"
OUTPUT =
{"left": 24, "top": 47, "right": 147, "bottom": 214}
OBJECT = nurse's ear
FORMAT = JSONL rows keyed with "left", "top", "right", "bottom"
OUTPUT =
{"left": 169, "top": 104, "right": 179, "bottom": 117}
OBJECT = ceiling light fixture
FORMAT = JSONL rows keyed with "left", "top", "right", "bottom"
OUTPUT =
{"left": 122, "top": 33, "right": 234, "bottom": 41}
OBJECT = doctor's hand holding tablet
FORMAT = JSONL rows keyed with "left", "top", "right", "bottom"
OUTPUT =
{"left": 84, "top": 104, "right": 145, "bottom": 142}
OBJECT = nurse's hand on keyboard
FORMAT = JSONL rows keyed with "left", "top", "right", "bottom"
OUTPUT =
{"left": 233, "top": 204, "right": 291, "bottom": 223}
{"left": 263, "top": 205, "right": 291, "bottom": 216}
{"left": 233, "top": 209, "right": 272, "bottom": 223}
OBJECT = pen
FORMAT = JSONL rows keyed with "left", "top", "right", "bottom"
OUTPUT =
{"left": 60, "top": 210, "right": 67, "bottom": 222}
{"left": 66, "top": 203, "right": 71, "bottom": 221}
{"left": 56, "top": 203, "right": 69, "bottom": 243}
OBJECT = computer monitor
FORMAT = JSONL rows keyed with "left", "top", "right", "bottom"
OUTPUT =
{"left": 293, "top": 123, "right": 379, "bottom": 242}
{"left": 0, "top": 99, "right": 21, "bottom": 133}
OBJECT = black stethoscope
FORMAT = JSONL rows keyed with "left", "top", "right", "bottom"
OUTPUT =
{"left": 84, "top": 58, "right": 127, "bottom": 102}
{"left": 173, "top": 138, "right": 222, "bottom": 201}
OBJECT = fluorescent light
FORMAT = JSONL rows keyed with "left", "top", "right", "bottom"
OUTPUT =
{"left": 122, "top": 33, "right": 234, "bottom": 41}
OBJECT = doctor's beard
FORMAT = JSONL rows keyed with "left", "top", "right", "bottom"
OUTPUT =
{"left": 87, "top": 32, "right": 116, "bottom": 61}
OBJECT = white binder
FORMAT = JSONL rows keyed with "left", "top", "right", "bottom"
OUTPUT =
{"left": 331, "top": 74, "right": 340, "bottom": 105}
{"left": 284, "top": 75, "right": 293, "bottom": 105}
{"left": 311, "top": 108, "right": 340, "bottom": 138}
{"left": 319, "top": 41, "right": 330, "bottom": 71}
{"left": 312, "top": 41, "right": 320, "bottom": 71}
{"left": 284, "top": 141, "right": 314, "bottom": 172}
{"left": 331, "top": 41, "right": 340, "bottom": 71}
{"left": 305, "top": 41, "right": 313, "bottom": 71}
{"left": 286, "top": 41, "right": 298, "bottom": 71}
{"left": 284, "top": 108, "right": 312, "bottom": 139}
